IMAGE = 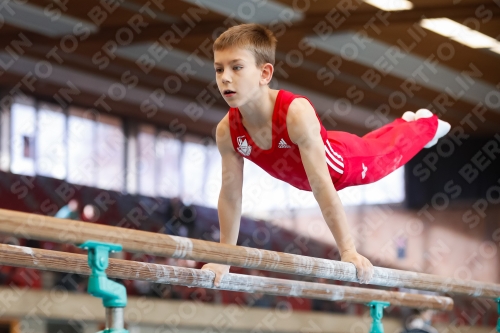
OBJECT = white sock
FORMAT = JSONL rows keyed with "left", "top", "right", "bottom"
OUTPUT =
{"left": 415, "top": 109, "right": 433, "bottom": 120}
{"left": 414, "top": 109, "right": 451, "bottom": 148}
{"left": 424, "top": 119, "right": 451, "bottom": 148}
{"left": 402, "top": 111, "right": 415, "bottom": 122}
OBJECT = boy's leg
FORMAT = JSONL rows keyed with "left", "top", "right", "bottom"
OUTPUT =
{"left": 331, "top": 116, "right": 438, "bottom": 189}
{"left": 362, "top": 119, "right": 409, "bottom": 140}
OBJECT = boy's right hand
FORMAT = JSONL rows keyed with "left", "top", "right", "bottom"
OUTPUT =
{"left": 201, "top": 263, "right": 230, "bottom": 287}
{"left": 340, "top": 249, "right": 374, "bottom": 284}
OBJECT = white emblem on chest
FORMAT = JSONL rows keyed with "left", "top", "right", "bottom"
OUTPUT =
{"left": 237, "top": 135, "right": 252, "bottom": 156}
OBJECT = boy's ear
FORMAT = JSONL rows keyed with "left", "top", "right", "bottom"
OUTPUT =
{"left": 259, "top": 63, "right": 274, "bottom": 85}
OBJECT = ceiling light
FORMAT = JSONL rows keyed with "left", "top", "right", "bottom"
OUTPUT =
{"left": 421, "top": 18, "right": 500, "bottom": 53}
{"left": 363, "top": 0, "right": 413, "bottom": 11}
{"left": 490, "top": 44, "right": 500, "bottom": 54}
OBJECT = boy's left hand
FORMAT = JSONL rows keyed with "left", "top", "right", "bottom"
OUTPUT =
{"left": 340, "top": 249, "right": 374, "bottom": 284}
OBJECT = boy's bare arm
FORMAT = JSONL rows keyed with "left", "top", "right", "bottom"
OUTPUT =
{"left": 216, "top": 114, "right": 244, "bottom": 245}
{"left": 202, "top": 115, "right": 244, "bottom": 286}
{"left": 287, "top": 98, "right": 374, "bottom": 283}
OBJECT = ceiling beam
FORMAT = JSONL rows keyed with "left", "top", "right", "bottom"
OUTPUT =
{"left": 80, "top": 3, "right": 500, "bottom": 43}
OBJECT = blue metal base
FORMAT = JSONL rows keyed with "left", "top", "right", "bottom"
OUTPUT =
{"left": 79, "top": 241, "right": 127, "bottom": 308}
{"left": 368, "top": 301, "right": 390, "bottom": 333}
{"left": 79, "top": 241, "right": 129, "bottom": 333}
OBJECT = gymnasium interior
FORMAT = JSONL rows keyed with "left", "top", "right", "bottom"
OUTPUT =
{"left": 0, "top": 0, "right": 499, "bottom": 332}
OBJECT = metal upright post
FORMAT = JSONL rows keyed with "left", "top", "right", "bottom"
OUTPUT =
{"left": 79, "top": 240, "right": 128, "bottom": 333}
{"left": 368, "top": 301, "right": 390, "bottom": 333}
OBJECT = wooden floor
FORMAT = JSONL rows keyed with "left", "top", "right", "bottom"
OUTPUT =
{"left": 0, "top": 287, "right": 495, "bottom": 333}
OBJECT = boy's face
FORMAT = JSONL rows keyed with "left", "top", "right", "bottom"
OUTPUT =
{"left": 214, "top": 47, "right": 264, "bottom": 108}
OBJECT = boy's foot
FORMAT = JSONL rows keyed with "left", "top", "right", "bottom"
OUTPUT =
{"left": 402, "top": 111, "right": 416, "bottom": 122}
{"left": 415, "top": 109, "right": 451, "bottom": 148}
{"left": 415, "top": 109, "right": 433, "bottom": 119}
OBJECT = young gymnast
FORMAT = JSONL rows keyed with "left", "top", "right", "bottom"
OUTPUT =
{"left": 201, "top": 23, "right": 450, "bottom": 286}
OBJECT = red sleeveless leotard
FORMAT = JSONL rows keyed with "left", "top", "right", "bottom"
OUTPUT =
{"left": 228, "top": 89, "right": 438, "bottom": 191}
{"left": 228, "top": 90, "right": 344, "bottom": 191}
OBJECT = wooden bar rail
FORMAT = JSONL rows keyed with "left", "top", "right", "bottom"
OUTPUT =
{"left": 0, "top": 209, "right": 499, "bottom": 298}
{"left": 0, "top": 244, "right": 454, "bottom": 310}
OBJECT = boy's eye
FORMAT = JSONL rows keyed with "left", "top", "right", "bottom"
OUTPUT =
{"left": 215, "top": 68, "right": 223, "bottom": 73}
{"left": 233, "top": 66, "right": 242, "bottom": 70}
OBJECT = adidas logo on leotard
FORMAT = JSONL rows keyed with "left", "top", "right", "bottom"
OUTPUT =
{"left": 278, "top": 138, "right": 291, "bottom": 148}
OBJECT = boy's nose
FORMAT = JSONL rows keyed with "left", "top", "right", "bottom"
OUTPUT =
{"left": 221, "top": 72, "right": 231, "bottom": 83}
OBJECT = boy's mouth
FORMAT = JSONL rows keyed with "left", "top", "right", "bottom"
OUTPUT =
{"left": 223, "top": 90, "right": 236, "bottom": 97}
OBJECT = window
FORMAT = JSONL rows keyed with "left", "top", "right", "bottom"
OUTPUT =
{"left": 242, "top": 161, "right": 287, "bottom": 215}
{"left": 11, "top": 98, "right": 36, "bottom": 176}
{"left": 137, "top": 124, "right": 156, "bottom": 197}
{"left": 241, "top": 161, "right": 405, "bottom": 219}
{"left": 36, "top": 103, "right": 66, "bottom": 179}
{"left": 287, "top": 184, "right": 317, "bottom": 210}
{"left": 204, "top": 143, "right": 222, "bottom": 208}
{"left": 11, "top": 94, "right": 406, "bottom": 210}
{"left": 362, "top": 166, "right": 405, "bottom": 204}
{"left": 67, "top": 108, "right": 96, "bottom": 186}
{"left": 96, "top": 114, "right": 124, "bottom": 191}
{"left": 337, "top": 184, "right": 364, "bottom": 206}
{"left": 157, "top": 131, "right": 181, "bottom": 198}
{"left": 180, "top": 138, "right": 206, "bottom": 205}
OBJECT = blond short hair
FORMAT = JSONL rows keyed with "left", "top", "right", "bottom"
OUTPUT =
{"left": 213, "top": 23, "right": 277, "bottom": 66}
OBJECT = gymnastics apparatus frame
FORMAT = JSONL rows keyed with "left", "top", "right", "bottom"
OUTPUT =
{"left": 0, "top": 209, "right": 498, "bottom": 333}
